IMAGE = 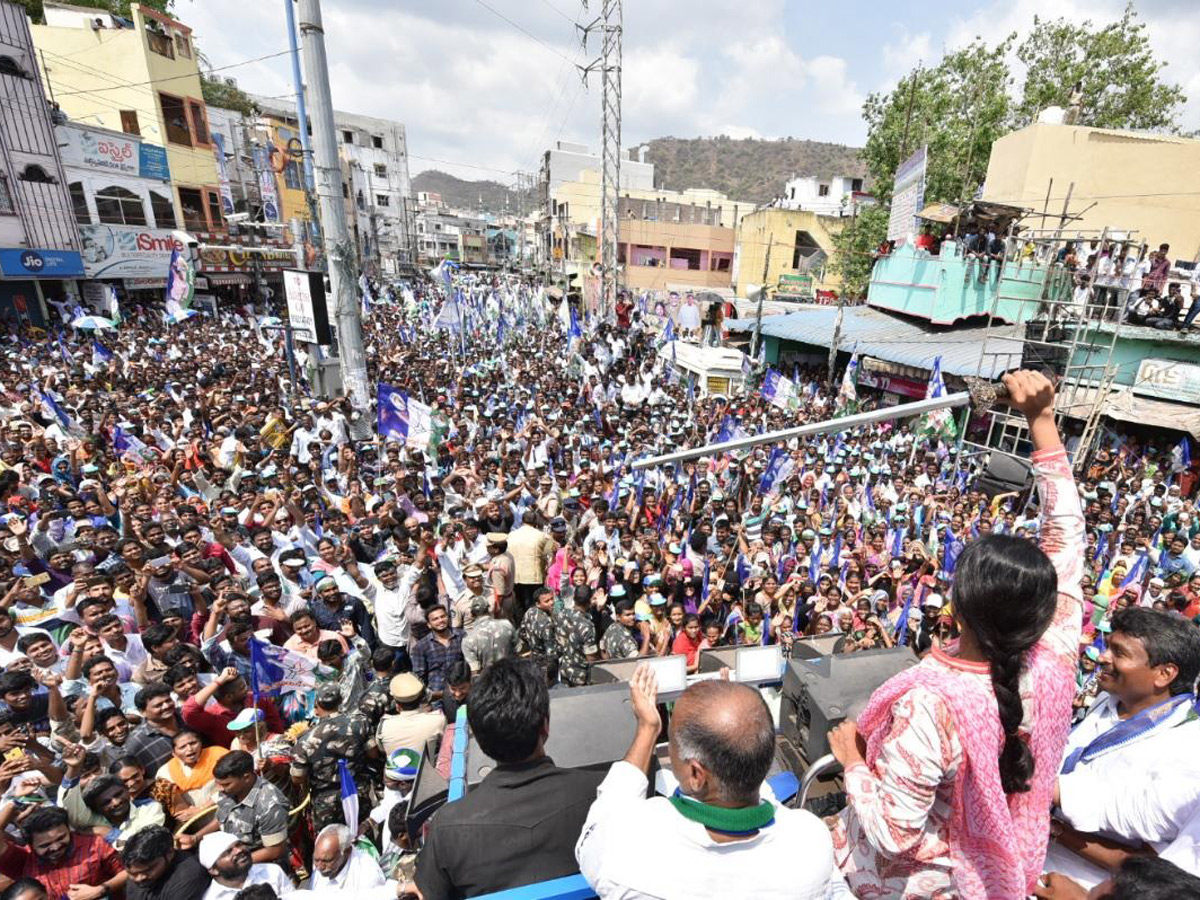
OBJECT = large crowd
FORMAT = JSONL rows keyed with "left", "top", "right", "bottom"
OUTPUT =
{"left": 0, "top": 274, "right": 1194, "bottom": 900}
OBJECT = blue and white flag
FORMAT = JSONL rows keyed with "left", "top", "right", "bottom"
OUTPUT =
{"left": 57, "top": 333, "right": 72, "bottom": 365}
{"left": 567, "top": 305, "right": 583, "bottom": 341}
{"left": 377, "top": 383, "right": 409, "bottom": 443}
{"left": 112, "top": 425, "right": 151, "bottom": 459}
{"left": 1121, "top": 551, "right": 1149, "bottom": 588}
{"left": 338, "top": 758, "right": 359, "bottom": 826}
{"left": 1173, "top": 437, "right": 1191, "bottom": 473}
{"left": 759, "top": 447, "right": 787, "bottom": 494}
{"left": 36, "top": 384, "right": 73, "bottom": 432}
{"left": 91, "top": 340, "right": 114, "bottom": 368}
{"left": 359, "top": 274, "right": 372, "bottom": 317}
{"left": 659, "top": 318, "right": 676, "bottom": 346}
{"left": 249, "top": 637, "right": 317, "bottom": 697}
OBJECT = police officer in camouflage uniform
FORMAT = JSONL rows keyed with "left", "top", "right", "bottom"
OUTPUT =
{"left": 461, "top": 595, "right": 517, "bottom": 675}
{"left": 555, "top": 585, "right": 599, "bottom": 687}
{"left": 518, "top": 587, "right": 558, "bottom": 683}
{"left": 601, "top": 600, "right": 640, "bottom": 659}
{"left": 290, "top": 683, "right": 375, "bottom": 830}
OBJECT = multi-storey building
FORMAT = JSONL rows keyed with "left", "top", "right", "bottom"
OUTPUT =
{"left": 0, "top": 0, "right": 84, "bottom": 326}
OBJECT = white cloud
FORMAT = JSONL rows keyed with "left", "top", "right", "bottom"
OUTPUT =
{"left": 805, "top": 56, "right": 865, "bottom": 116}
{"left": 173, "top": 0, "right": 1200, "bottom": 192}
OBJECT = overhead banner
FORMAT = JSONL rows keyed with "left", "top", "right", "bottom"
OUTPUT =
{"left": 254, "top": 145, "right": 281, "bottom": 222}
{"left": 212, "top": 132, "right": 235, "bottom": 216}
{"left": 887, "top": 145, "right": 927, "bottom": 245}
{"left": 79, "top": 224, "right": 183, "bottom": 279}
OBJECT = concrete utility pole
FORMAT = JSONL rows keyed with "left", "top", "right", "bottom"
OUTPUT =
{"left": 297, "top": 0, "right": 369, "bottom": 410}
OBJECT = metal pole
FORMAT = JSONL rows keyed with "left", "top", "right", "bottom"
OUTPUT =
{"left": 298, "top": 0, "right": 369, "bottom": 410}
{"left": 631, "top": 391, "right": 975, "bottom": 469}
{"left": 284, "top": 0, "right": 320, "bottom": 234}
{"left": 750, "top": 238, "right": 771, "bottom": 360}
{"left": 827, "top": 294, "right": 844, "bottom": 390}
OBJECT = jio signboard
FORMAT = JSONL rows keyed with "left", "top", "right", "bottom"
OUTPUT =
{"left": 0, "top": 248, "right": 85, "bottom": 278}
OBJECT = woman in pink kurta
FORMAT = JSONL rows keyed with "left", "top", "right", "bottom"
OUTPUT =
{"left": 828, "top": 371, "right": 1085, "bottom": 899}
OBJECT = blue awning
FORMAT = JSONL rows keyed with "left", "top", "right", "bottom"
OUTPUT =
{"left": 726, "top": 305, "right": 1023, "bottom": 378}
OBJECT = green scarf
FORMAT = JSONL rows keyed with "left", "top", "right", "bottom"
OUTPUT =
{"left": 667, "top": 790, "right": 776, "bottom": 835}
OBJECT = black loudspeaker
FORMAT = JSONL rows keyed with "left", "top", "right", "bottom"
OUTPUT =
{"left": 1023, "top": 321, "right": 1070, "bottom": 380}
{"left": 975, "top": 452, "right": 1033, "bottom": 499}
{"left": 404, "top": 734, "right": 447, "bottom": 838}
{"left": 697, "top": 646, "right": 740, "bottom": 673}
{"left": 588, "top": 657, "right": 653, "bottom": 684}
{"left": 463, "top": 682, "right": 636, "bottom": 786}
{"left": 790, "top": 634, "right": 842, "bottom": 660}
{"left": 780, "top": 648, "right": 918, "bottom": 763}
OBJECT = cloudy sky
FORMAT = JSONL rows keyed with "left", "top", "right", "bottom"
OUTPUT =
{"left": 179, "top": 0, "right": 1200, "bottom": 185}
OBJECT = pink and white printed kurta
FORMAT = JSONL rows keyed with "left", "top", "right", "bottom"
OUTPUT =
{"left": 832, "top": 447, "right": 1084, "bottom": 898}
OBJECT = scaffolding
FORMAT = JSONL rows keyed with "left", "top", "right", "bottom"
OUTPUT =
{"left": 966, "top": 225, "right": 1137, "bottom": 472}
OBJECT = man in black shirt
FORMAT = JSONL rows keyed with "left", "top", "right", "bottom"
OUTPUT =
{"left": 415, "top": 658, "right": 602, "bottom": 899}
{"left": 123, "top": 826, "right": 210, "bottom": 900}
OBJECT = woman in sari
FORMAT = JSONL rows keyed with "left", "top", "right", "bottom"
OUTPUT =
{"left": 155, "top": 730, "right": 229, "bottom": 808}
{"left": 828, "top": 371, "right": 1084, "bottom": 900}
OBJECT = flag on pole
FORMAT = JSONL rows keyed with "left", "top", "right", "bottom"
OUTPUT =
{"left": 917, "top": 356, "right": 957, "bottom": 440}
{"left": 567, "top": 305, "right": 583, "bottom": 341}
{"left": 835, "top": 344, "right": 859, "bottom": 416}
{"left": 91, "top": 340, "right": 114, "bottom": 368}
{"left": 338, "top": 758, "right": 359, "bottom": 826}
{"left": 659, "top": 318, "right": 676, "bottom": 346}
{"left": 165, "top": 245, "right": 195, "bottom": 314}
{"left": 359, "top": 274, "right": 372, "bottom": 317}
{"left": 37, "top": 385, "right": 74, "bottom": 432}
{"left": 248, "top": 637, "right": 317, "bottom": 696}
{"left": 376, "top": 383, "right": 410, "bottom": 443}
{"left": 1173, "top": 437, "right": 1191, "bottom": 474}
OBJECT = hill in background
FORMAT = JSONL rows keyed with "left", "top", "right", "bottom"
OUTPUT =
{"left": 413, "top": 135, "right": 866, "bottom": 214}
{"left": 643, "top": 136, "right": 866, "bottom": 204}
{"left": 411, "top": 170, "right": 534, "bottom": 216}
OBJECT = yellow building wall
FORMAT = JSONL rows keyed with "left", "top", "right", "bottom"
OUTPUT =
{"left": 982, "top": 123, "right": 1200, "bottom": 257}
{"left": 32, "top": 7, "right": 219, "bottom": 227}
{"left": 733, "top": 208, "right": 845, "bottom": 295}
{"left": 259, "top": 115, "right": 311, "bottom": 227}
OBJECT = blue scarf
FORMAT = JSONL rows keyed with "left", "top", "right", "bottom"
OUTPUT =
{"left": 1061, "top": 693, "right": 1198, "bottom": 775}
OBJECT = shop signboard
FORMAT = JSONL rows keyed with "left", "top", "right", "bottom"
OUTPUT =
{"left": 283, "top": 269, "right": 332, "bottom": 344}
{"left": 1134, "top": 358, "right": 1200, "bottom": 405}
{"left": 78, "top": 224, "right": 182, "bottom": 279}
{"left": 57, "top": 124, "right": 171, "bottom": 181}
{"left": 857, "top": 367, "right": 928, "bottom": 399}
{"left": 0, "top": 248, "right": 85, "bottom": 278}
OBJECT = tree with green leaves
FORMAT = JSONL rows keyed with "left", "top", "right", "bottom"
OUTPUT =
{"left": 861, "top": 39, "right": 1014, "bottom": 208}
{"left": 1013, "top": 4, "right": 1186, "bottom": 132}
{"left": 830, "top": 203, "right": 889, "bottom": 300}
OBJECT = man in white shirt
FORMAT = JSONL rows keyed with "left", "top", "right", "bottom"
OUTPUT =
{"left": 1046, "top": 607, "right": 1200, "bottom": 889}
{"left": 199, "top": 832, "right": 294, "bottom": 900}
{"left": 311, "top": 824, "right": 387, "bottom": 895}
{"left": 576, "top": 665, "right": 851, "bottom": 899}
{"left": 366, "top": 553, "right": 425, "bottom": 668}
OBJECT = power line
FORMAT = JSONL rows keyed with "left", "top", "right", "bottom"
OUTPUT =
{"left": 470, "top": 0, "right": 576, "bottom": 65}
{"left": 54, "top": 48, "right": 294, "bottom": 96}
